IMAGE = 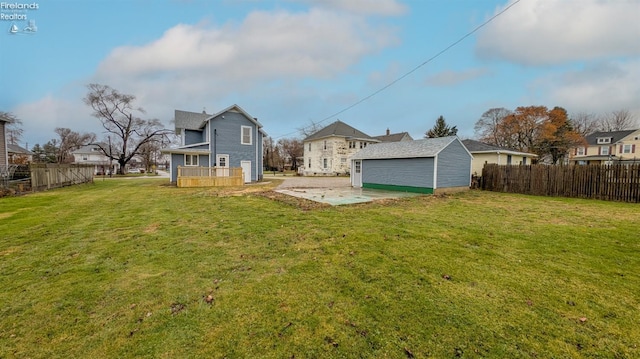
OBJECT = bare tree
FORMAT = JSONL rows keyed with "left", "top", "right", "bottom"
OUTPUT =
{"left": 297, "top": 120, "right": 325, "bottom": 139}
{"left": 277, "top": 138, "right": 303, "bottom": 171}
{"left": 598, "top": 109, "right": 637, "bottom": 131}
{"left": 83, "top": 84, "right": 171, "bottom": 174}
{"left": 474, "top": 108, "right": 512, "bottom": 147}
{"left": 570, "top": 112, "right": 600, "bottom": 137}
{"left": 263, "top": 136, "right": 280, "bottom": 171}
{"left": 0, "top": 111, "right": 23, "bottom": 145}
{"left": 54, "top": 127, "right": 95, "bottom": 164}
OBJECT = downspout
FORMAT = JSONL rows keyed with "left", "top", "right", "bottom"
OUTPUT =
{"left": 255, "top": 125, "right": 258, "bottom": 181}
{"left": 433, "top": 155, "right": 438, "bottom": 191}
{"left": 213, "top": 128, "right": 217, "bottom": 166}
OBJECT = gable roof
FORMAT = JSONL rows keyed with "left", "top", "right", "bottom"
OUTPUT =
{"left": 373, "top": 132, "right": 413, "bottom": 142}
{"left": 585, "top": 130, "right": 638, "bottom": 145}
{"left": 174, "top": 104, "right": 267, "bottom": 135}
{"left": 175, "top": 110, "right": 210, "bottom": 131}
{"left": 462, "top": 139, "right": 537, "bottom": 157}
{"left": 351, "top": 136, "right": 466, "bottom": 160}
{"left": 7, "top": 143, "right": 33, "bottom": 155}
{"left": 304, "top": 120, "right": 378, "bottom": 142}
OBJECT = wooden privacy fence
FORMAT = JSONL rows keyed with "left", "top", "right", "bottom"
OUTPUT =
{"left": 30, "top": 163, "right": 95, "bottom": 191}
{"left": 481, "top": 164, "right": 640, "bottom": 203}
{"left": 177, "top": 166, "right": 243, "bottom": 187}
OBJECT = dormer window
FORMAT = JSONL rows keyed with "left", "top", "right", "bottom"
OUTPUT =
{"left": 597, "top": 137, "right": 611, "bottom": 144}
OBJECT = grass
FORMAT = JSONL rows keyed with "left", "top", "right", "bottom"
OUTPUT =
{"left": 1, "top": 179, "right": 639, "bottom": 358}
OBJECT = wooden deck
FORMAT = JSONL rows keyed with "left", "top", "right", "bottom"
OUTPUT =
{"left": 177, "top": 166, "right": 243, "bottom": 187}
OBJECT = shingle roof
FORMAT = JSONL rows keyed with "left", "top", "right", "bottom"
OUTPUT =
{"left": 175, "top": 110, "right": 209, "bottom": 131}
{"left": 304, "top": 120, "right": 377, "bottom": 142}
{"left": 461, "top": 139, "right": 538, "bottom": 157}
{"left": 174, "top": 105, "right": 267, "bottom": 135}
{"left": 585, "top": 130, "right": 637, "bottom": 145}
{"left": 373, "top": 132, "right": 413, "bottom": 142}
{"left": 7, "top": 144, "right": 33, "bottom": 155}
{"left": 351, "top": 136, "right": 460, "bottom": 160}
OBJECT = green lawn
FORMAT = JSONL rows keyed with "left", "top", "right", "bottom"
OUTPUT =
{"left": 1, "top": 179, "right": 638, "bottom": 358}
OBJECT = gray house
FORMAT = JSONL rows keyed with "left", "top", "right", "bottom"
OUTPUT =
{"left": 163, "top": 104, "right": 266, "bottom": 183}
{"left": 350, "top": 136, "right": 472, "bottom": 194}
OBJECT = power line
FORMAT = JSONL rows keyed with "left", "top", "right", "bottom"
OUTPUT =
{"left": 274, "top": 0, "right": 523, "bottom": 139}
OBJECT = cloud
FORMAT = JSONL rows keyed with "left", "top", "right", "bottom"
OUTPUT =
{"left": 295, "top": 0, "right": 407, "bottom": 16}
{"left": 476, "top": 0, "right": 640, "bottom": 66}
{"left": 424, "top": 68, "right": 490, "bottom": 87}
{"left": 540, "top": 59, "right": 640, "bottom": 118}
{"left": 96, "top": 8, "right": 398, "bottom": 82}
{"left": 89, "top": 7, "right": 400, "bottom": 126}
{"left": 12, "top": 95, "right": 98, "bottom": 146}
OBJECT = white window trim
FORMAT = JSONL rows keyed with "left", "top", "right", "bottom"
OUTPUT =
{"left": 577, "top": 148, "right": 585, "bottom": 156}
{"left": 623, "top": 144, "right": 632, "bottom": 154}
{"left": 601, "top": 146, "right": 609, "bottom": 155}
{"left": 597, "top": 137, "right": 611, "bottom": 144}
{"left": 241, "top": 126, "right": 252, "bottom": 145}
{"left": 185, "top": 154, "right": 199, "bottom": 166}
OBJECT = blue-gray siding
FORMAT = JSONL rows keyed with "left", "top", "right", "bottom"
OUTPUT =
{"left": 436, "top": 140, "right": 471, "bottom": 188}
{"left": 362, "top": 158, "right": 435, "bottom": 188}
{"left": 170, "top": 153, "right": 210, "bottom": 182}
{"left": 185, "top": 129, "right": 205, "bottom": 144}
{"left": 209, "top": 111, "right": 262, "bottom": 182}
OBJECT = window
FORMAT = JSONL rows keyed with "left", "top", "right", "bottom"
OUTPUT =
{"left": 577, "top": 147, "right": 585, "bottom": 156}
{"left": 359, "top": 142, "right": 364, "bottom": 149}
{"left": 185, "top": 154, "right": 198, "bottom": 166}
{"left": 348, "top": 141, "right": 356, "bottom": 149}
{"left": 623, "top": 144, "right": 633, "bottom": 154}
{"left": 82, "top": 155, "right": 88, "bottom": 160}
{"left": 597, "top": 137, "right": 611, "bottom": 144}
{"left": 507, "top": 155, "right": 512, "bottom": 165}
{"left": 323, "top": 158, "right": 328, "bottom": 169}
{"left": 355, "top": 161, "right": 361, "bottom": 173}
{"left": 601, "top": 146, "right": 609, "bottom": 156}
{"left": 308, "top": 143, "right": 311, "bottom": 151}
{"left": 308, "top": 158, "right": 311, "bottom": 168}
{"left": 241, "top": 126, "right": 252, "bottom": 145}
{"left": 323, "top": 140, "right": 327, "bottom": 150}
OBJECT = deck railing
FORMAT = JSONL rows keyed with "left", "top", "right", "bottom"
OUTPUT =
{"left": 177, "top": 166, "right": 243, "bottom": 187}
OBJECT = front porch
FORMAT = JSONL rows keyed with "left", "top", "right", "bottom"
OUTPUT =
{"left": 177, "top": 166, "right": 243, "bottom": 187}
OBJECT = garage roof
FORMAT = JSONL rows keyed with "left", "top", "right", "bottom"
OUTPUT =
{"left": 351, "top": 136, "right": 462, "bottom": 160}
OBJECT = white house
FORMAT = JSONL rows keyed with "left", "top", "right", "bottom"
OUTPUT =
{"left": 302, "top": 120, "right": 379, "bottom": 176}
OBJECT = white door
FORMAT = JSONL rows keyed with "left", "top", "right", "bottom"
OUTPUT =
{"left": 352, "top": 160, "right": 362, "bottom": 187}
{"left": 216, "top": 154, "right": 229, "bottom": 176}
{"left": 240, "top": 161, "right": 252, "bottom": 183}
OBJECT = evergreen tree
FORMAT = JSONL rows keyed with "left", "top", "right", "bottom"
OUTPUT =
{"left": 425, "top": 116, "right": 458, "bottom": 138}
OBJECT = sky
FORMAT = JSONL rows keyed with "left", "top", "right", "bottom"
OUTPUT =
{"left": 1, "top": 0, "right": 639, "bottom": 148}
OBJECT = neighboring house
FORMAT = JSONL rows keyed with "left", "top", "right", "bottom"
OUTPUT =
{"left": 350, "top": 136, "right": 472, "bottom": 194}
{"left": 72, "top": 144, "right": 120, "bottom": 174}
{"left": 569, "top": 129, "right": 640, "bottom": 165}
{"left": 7, "top": 144, "right": 34, "bottom": 164}
{"left": 373, "top": 128, "right": 413, "bottom": 142}
{"left": 462, "top": 139, "right": 538, "bottom": 176}
{"left": 302, "top": 120, "right": 379, "bottom": 176}
{"left": 163, "top": 104, "right": 266, "bottom": 183}
{"left": 0, "top": 116, "right": 8, "bottom": 168}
